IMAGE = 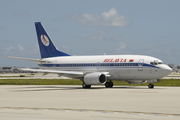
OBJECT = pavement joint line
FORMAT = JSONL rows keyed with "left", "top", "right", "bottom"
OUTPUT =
{"left": 0, "top": 107, "right": 180, "bottom": 117}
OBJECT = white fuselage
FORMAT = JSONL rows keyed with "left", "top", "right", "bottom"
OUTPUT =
{"left": 38, "top": 55, "right": 172, "bottom": 81}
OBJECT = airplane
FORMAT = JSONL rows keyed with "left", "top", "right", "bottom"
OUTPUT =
{"left": 8, "top": 22, "right": 172, "bottom": 89}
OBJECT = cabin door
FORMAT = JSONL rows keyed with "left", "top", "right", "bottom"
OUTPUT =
{"left": 138, "top": 59, "right": 144, "bottom": 71}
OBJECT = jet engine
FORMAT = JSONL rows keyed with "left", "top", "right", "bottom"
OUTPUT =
{"left": 84, "top": 72, "right": 107, "bottom": 85}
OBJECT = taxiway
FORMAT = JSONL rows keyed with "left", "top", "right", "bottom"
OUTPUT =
{"left": 0, "top": 85, "right": 180, "bottom": 120}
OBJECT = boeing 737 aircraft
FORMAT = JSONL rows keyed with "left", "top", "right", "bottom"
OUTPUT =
{"left": 8, "top": 22, "right": 172, "bottom": 89}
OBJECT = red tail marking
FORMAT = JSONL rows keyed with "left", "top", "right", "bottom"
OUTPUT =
{"left": 42, "top": 35, "right": 48, "bottom": 45}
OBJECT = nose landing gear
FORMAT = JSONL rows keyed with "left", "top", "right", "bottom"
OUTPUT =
{"left": 148, "top": 84, "right": 154, "bottom": 89}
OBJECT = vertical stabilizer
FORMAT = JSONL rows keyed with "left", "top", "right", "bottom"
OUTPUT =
{"left": 35, "top": 22, "right": 70, "bottom": 58}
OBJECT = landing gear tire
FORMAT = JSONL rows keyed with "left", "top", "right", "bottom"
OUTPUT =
{"left": 87, "top": 85, "right": 91, "bottom": 88}
{"left": 148, "top": 84, "right": 154, "bottom": 89}
{"left": 105, "top": 82, "right": 113, "bottom": 88}
{"left": 82, "top": 83, "right": 91, "bottom": 89}
{"left": 109, "top": 82, "right": 113, "bottom": 88}
{"left": 105, "top": 82, "right": 109, "bottom": 88}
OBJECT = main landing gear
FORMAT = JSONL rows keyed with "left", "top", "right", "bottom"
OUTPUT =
{"left": 148, "top": 84, "right": 154, "bottom": 89}
{"left": 82, "top": 82, "right": 114, "bottom": 88}
{"left": 82, "top": 83, "right": 91, "bottom": 88}
{"left": 105, "top": 81, "right": 113, "bottom": 88}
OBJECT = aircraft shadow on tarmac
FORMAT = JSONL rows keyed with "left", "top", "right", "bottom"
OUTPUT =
{"left": 10, "top": 86, "right": 163, "bottom": 92}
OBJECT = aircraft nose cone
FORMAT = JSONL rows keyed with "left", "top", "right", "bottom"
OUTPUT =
{"left": 164, "top": 65, "right": 172, "bottom": 75}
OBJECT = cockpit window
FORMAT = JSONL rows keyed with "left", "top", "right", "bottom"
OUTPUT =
{"left": 150, "top": 61, "right": 163, "bottom": 65}
{"left": 150, "top": 62, "right": 157, "bottom": 65}
{"left": 150, "top": 62, "right": 154, "bottom": 65}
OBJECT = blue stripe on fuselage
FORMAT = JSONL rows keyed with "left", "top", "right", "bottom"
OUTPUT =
{"left": 38, "top": 63, "right": 160, "bottom": 69}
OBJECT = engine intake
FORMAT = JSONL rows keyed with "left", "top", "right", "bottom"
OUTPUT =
{"left": 84, "top": 72, "right": 107, "bottom": 85}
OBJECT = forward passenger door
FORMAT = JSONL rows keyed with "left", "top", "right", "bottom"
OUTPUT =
{"left": 138, "top": 59, "right": 144, "bottom": 71}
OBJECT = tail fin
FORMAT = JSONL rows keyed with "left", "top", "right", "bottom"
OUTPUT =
{"left": 35, "top": 22, "right": 70, "bottom": 58}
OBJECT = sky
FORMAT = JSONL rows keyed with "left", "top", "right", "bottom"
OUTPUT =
{"left": 0, "top": 0, "right": 180, "bottom": 67}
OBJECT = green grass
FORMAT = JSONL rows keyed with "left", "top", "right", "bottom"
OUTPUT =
{"left": 0, "top": 79, "right": 82, "bottom": 85}
{"left": 0, "top": 79, "right": 180, "bottom": 86}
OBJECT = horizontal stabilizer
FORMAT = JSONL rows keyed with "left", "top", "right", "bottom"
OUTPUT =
{"left": 7, "top": 56, "right": 45, "bottom": 62}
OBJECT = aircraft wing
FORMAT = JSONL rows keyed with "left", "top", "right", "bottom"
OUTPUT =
{"left": 22, "top": 68, "right": 84, "bottom": 75}
{"left": 22, "top": 68, "right": 85, "bottom": 79}
{"left": 22, "top": 68, "right": 110, "bottom": 79}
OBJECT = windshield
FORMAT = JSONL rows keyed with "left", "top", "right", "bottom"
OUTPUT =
{"left": 150, "top": 62, "right": 157, "bottom": 65}
{"left": 150, "top": 60, "right": 163, "bottom": 65}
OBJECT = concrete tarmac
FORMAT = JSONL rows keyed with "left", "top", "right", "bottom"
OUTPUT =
{"left": 0, "top": 85, "right": 180, "bottom": 120}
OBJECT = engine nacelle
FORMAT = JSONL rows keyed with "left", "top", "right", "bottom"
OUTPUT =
{"left": 84, "top": 73, "right": 107, "bottom": 85}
